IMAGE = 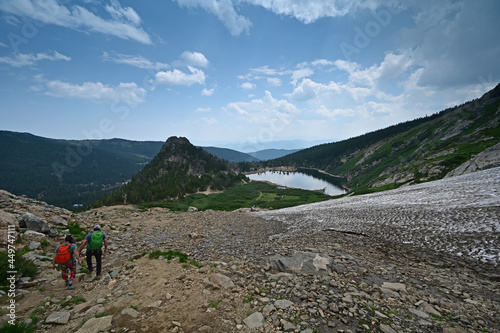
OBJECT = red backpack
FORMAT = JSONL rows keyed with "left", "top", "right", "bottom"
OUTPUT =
{"left": 56, "top": 244, "right": 71, "bottom": 264}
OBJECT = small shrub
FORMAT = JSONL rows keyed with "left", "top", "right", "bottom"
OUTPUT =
{"left": 61, "top": 296, "right": 86, "bottom": 307}
{"left": 0, "top": 321, "right": 37, "bottom": 333}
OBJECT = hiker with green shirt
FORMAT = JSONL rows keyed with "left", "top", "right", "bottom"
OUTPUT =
{"left": 53, "top": 234, "right": 81, "bottom": 290}
{"left": 79, "top": 225, "right": 108, "bottom": 279}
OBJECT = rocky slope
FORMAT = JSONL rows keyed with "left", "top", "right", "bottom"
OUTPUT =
{"left": 0, "top": 175, "right": 499, "bottom": 332}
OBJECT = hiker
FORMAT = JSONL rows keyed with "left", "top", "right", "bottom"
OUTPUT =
{"left": 52, "top": 234, "right": 81, "bottom": 290}
{"left": 79, "top": 225, "right": 108, "bottom": 279}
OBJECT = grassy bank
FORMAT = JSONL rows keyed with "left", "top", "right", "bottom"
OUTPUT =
{"left": 137, "top": 181, "right": 336, "bottom": 212}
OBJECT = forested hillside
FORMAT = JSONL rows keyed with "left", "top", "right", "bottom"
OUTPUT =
{"left": 0, "top": 132, "right": 163, "bottom": 208}
{"left": 267, "top": 84, "right": 500, "bottom": 191}
{"left": 95, "top": 137, "right": 247, "bottom": 205}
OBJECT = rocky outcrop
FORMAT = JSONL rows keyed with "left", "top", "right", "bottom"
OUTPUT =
{"left": 446, "top": 142, "right": 500, "bottom": 177}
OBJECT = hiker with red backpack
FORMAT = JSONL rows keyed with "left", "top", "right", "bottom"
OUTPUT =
{"left": 79, "top": 225, "right": 108, "bottom": 280}
{"left": 52, "top": 234, "right": 81, "bottom": 290}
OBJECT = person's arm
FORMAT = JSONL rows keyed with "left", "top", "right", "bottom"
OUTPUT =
{"left": 78, "top": 239, "right": 87, "bottom": 254}
{"left": 73, "top": 248, "right": 81, "bottom": 265}
{"left": 103, "top": 238, "right": 108, "bottom": 254}
{"left": 52, "top": 248, "right": 57, "bottom": 270}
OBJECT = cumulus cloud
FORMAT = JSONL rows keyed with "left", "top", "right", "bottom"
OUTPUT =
{"left": 44, "top": 80, "right": 147, "bottom": 104}
{"left": 0, "top": 0, "right": 152, "bottom": 44}
{"left": 0, "top": 51, "right": 70, "bottom": 67}
{"left": 336, "top": 52, "right": 413, "bottom": 88}
{"left": 101, "top": 52, "right": 169, "bottom": 70}
{"left": 201, "top": 88, "right": 215, "bottom": 96}
{"left": 176, "top": 51, "right": 210, "bottom": 68}
{"left": 240, "top": 82, "right": 256, "bottom": 90}
{"left": 291, "top": 68, "right": 314, "bottom": 85}
{"left": 155, "top": 66, "right": 206, "bottom": 86}
{"left": 226, "top": 90, "right": 299, "bottom": 123}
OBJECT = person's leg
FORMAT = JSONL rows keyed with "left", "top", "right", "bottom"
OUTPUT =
{"left": 67, "top": 264, "right": 76, "bottom": 289}
{"left": 95, "top": 249, "right": 102, "bottom": 276}
{"left": 61, "top": 266, "right": 69, "bottom": 285}
{"left": 86, "top": 250, "right": 93, "bottom": 273}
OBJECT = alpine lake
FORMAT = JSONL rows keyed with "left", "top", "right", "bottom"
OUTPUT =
{"left": 247, "top": 169, "right": 346, "bottom": 196}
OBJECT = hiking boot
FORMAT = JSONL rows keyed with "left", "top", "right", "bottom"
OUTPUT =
{"left": 67, "top": 284, "right": 75, "bottom": 290}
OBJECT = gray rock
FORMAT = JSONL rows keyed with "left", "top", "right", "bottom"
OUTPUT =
{"left": 243, "top": 312, "right": 265, "bottom": 329}
{"left": 409, "top": 308, "right": 429, "bottom": 319}
{"left": 21, "top": 230, "right": 46, "bottom": 242}
{"left": 188, "top": 206, "right": 198, "bottom": 212}
{"left": 272, "top": 251, "right": 331, "bottom": 275}
{"left": 379, "top": 324, "right": 397, "bottom": 333}
{"left": 281, "top": 319, "right": 296, "bottom": 332}
{"left": 45, "top": 311, "right": 70, "bottom": 324}
{"left": 446, "top": 142, "right": 500, "bottom": 177}
{"left": 28, "top": 241, "right": 41, "bottom": 250}
{"left": 76, "top": 315, "right": 113, "bottom": 333}
{"left": 121, "top": 307, "right": 138, "bottom": 318}
{"left": 51, "top": 216, "right": 68, "bottom": 226}
{"left": 274, "top": 299, "right": 294, "bottom": 309}
{"left": 262, "top": 304, "right": 276, "bottom": 316}
{"left": 208, "top": 273, "right": 234, "bottom": 289}
{"left": 19, "top": 213, "right": 49, "bottom": 233}
{"left": 381, "top": 282, "right": 406, "bottom": 291}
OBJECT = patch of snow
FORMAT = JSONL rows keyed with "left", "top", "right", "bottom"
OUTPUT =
{"left": 255, "top": 167, "right": 500, "bottom": 266}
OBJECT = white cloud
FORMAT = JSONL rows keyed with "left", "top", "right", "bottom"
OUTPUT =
{"left": 251, "top": 65, "right": 279, "bottom": 76}
{"left": 174, "top": 0, "right": 252, "bottom": 36}
{"left": 177, "top": 51, "right": 209, "bottom": 68}
{"left": 267, "top": 77, "right": 282, "bottom": 87}
{"left": 105, "top": 0, "right": 141, "bottom": 26}
{"left": 0, "top": 51, "right": 70, "bottom": 67}
{"left": 173, "top": 0, "right": 402, "bottom": 35}
{"left": 0, "top": 0, "right": 151, "bottom": 44}
{"left": 101, "top": 52, "right": 169, "bottom": 70}
{"left": 291, "top": 68, "right": 314, "bottom": 85}
{"left": 197, "top": 117, "right": 218, "bottom": 126}
{"left": 44, "top": 80, "right": 147, "bottom": 104}
{"left": 201, "top": 88, "right": 215, "bottom": 96}
{"left": 226, "top": 90, "right": 299, "bottom": 123}
{"left": 195, "top": 107, "right": 211, "bottom": 112}
{"left": 155, "top": 66, "right": 206, "bottom": 86}
{"left": 240, "top": 82, "right": 256, "bottom": 90}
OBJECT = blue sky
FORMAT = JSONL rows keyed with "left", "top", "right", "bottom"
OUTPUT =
{"left": 1, "top": 0, "right": 499, "bottom": 152}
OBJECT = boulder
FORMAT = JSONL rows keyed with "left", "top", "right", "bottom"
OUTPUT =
{"left": 243, "top": 312, "right": 264, "bottom": 329}
{"left": 19, "top": 213, "right": 49, "bottom": 233}
{"left": 272, "top": 251, "right": 331, "bottom": 275}
{"left": 45, "top": 311, "right": 70, "bottom": 324}
{"left": 208, "top": 273, "right": 234, "bottom": 289}
{"left": 21, "top": 230, "right": 46, "bottom": 242}
{"left": 76, "top": 315, "right": 113, "bottom": 333}
{"left": 51, "top": 216, "right": 68, "bottom": 226}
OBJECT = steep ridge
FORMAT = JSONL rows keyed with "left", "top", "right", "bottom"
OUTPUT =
{"left": 269, "top": 83, "right": 500, "bottom": 191}
{"left": 96, "top": 136, "right": 247, "bottom": 205}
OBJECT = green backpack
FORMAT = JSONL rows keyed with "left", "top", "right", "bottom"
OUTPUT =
{"left": 88, "top": 232, "right": 103, "bottom": 251}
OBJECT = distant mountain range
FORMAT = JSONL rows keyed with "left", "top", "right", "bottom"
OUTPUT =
{"left": 0, "top": 131, "right": 300, "bottom": 208}
{"left": 1, "top": 83, "right": 499, "bottom": 209}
